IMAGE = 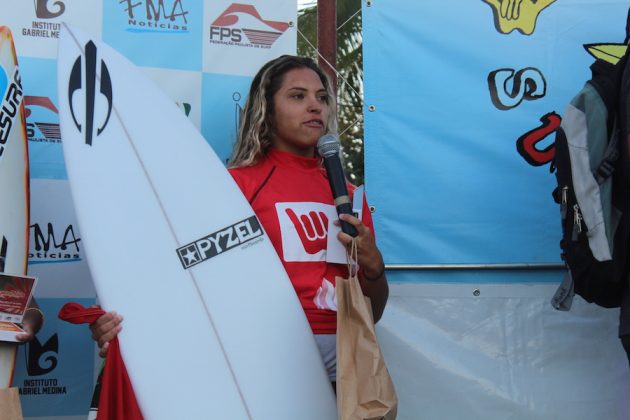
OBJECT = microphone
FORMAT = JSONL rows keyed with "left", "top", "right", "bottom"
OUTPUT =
{"left": 317, "top": 134, "right": 358, "bottom": 237}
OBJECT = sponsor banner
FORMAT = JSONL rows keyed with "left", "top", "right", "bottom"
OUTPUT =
{"left": 1, "top": 1, "right": 295, "bottom": 418}
{"left": 102, "top": 0, "right": 204, "bottom": 71}
{"left": 142, "top": 66, "right": 202, "bottom": 130}
{"left": 200, "top": 71, "right": 251, "bottom": 163}
{"left": 20, "top": 56, "right": 67, "bottom": 180}
{"left": 0, "top": 0, "right": 103, "bottom": 59}
{"left": 28, "top": 179, "right": 95, "bottom": 299}
{"left": 13, "top": 298, "right": 96, "bottom": 418}
{"left": 363, "top": 0, "right": 629, "bottom": 265}
{"left": 203, "top": 0, "right": 297, "bottom": 76}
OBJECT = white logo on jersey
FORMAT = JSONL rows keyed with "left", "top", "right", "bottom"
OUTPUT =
{"left": 275, "top": 202, "right": 337, "bottom": 262}
{"left": 314, "top": 277, "right": 337, "bottom": 311}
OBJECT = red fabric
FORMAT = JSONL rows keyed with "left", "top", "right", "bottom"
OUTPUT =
{"left": 229, "top": 148, "right": 376, "bottom": 334}
{"left": 58, "top": 303, "right": 144, "bottom": 420}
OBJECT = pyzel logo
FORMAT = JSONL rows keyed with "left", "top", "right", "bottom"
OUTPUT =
{"left": 25, "top": 334, "right": 59, "bottom": 376}
{"left": 119, "top": 0, "right": 189, "bottom": 33}
{"left": 0, "top": 65, "right": 24, "bottom": 160}
{"left": 210, "top": 4, "right": 289, "bottom": 48}
{"left": 29, "top": 223, "right": 81, "bottom": 263}
{"left": 276, "top": 202, "right": 337, "bottom": 262}
{"left": 34, "top": 0, "right": 66, "bottom": 19}
{"left": 25, "top": 96, "right": 61, "bottom": 143}
{"left": 177, "top": 216, "right": 263, "bottom": 269}
{"left": 69, "top": 41, "right": 113, "bottom": 146}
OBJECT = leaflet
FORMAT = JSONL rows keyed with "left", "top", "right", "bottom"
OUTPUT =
{"left": 0, "top": 273, "right": 38, "bottom": 342}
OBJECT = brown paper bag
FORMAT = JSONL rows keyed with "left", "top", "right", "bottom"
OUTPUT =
{"left": 0, "top": 387, "right": 23, "bottom": 420}
{"left": 336, "top": 240, "right": 397, "bottom": 420}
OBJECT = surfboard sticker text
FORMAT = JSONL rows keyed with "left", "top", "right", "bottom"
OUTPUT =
{"left": 0, "top": 66, "right": 24, "bottom": 160}
{"left": 176, "top": 216, "right": 263, "bottom": 269}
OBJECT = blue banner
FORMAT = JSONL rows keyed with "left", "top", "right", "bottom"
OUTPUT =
{"left": 363, "top": 0, "right": 629, "bottom": 265}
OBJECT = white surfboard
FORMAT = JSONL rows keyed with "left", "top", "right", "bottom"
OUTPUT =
{"left": 57, "top": 24, "right": 336, "bottom": 420}
{"left": 0, "top": 26, "right": 30, "bottom": 389}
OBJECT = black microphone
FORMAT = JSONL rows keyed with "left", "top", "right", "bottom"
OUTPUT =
{"left": 317, "top": 134, "right": 358, "bottom": 237}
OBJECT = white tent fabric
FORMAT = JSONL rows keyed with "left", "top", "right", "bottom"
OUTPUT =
{"left": 379, "top": 282, "right": 629, "bottom": 419}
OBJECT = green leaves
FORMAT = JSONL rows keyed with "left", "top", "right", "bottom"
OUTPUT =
{"left": 298, "top": 1, "right": 364, "bottom": 184}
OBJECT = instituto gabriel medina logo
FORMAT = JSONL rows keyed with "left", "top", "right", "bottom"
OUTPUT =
{"left": 209, "top": 3, "right": 289, "bottom": 48}
{"left": 34, "top": 0, "right": 66, "bottom": 19}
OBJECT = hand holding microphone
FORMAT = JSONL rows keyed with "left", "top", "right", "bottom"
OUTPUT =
{"left": 317, "top": 133, "right": 358, "bottom": 237}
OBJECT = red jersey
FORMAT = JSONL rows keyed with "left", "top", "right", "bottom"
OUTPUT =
{"left": 229, "top": 148, "right": 374, "bottom": 334}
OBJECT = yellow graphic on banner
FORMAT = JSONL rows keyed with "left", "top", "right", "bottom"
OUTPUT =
{"left": 585, "top": 43, "right": 628, "bottom": 65}
{"left": 483, "top": 0, "right": 556, "bottom": 35}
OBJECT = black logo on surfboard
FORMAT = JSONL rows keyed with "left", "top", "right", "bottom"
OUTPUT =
{"left": 68, "top": 41, "right": 113, "bottom": 146}
{"left": 0, "top": 236, "right": 7, "bottom": 272}
{"left": 177, "top": 216, "right": 263, "bottom": 269}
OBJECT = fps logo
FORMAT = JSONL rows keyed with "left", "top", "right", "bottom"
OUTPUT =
{"left": 210, "top": 4, "right": 289, "bottom": 48}
{"left": 0, "top": 65, "right": 24, "bottom": 161}
{"left": 34, "top": 0, "right": 66, "bottom": 19}
{"left": 69, "top": 41, "right": 113, "bottom": 146}
{"left": 25, "top": 96, "right": 61, "bottom": 144}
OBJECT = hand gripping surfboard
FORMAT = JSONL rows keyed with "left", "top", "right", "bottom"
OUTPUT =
{"left": 0, "top": 26, "right": 30, "bottom": 389}
{"left": 57, "top": 24, "right": 336, "bottom": 419}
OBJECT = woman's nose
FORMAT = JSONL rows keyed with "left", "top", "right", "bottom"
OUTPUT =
{"left": 307, "top": 96, "right": 322, "bottom": 113}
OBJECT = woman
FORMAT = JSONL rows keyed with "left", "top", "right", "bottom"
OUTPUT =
{"left": 91, "top": 55, "right": 389, "bottom": 383}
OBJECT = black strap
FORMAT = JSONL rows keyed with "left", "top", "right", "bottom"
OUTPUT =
{"left": 593, "top": 121, "right": 620, "bottom": 185}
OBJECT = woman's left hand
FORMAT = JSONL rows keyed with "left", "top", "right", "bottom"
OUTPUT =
{"left": 336, "top": 213, "right": 389, "bottom": 322}
{"left": 336, "top": 213, "right": 385, "bottom": 281}
{"left": 16, "top": 307, "right": 44, "bottom": 343}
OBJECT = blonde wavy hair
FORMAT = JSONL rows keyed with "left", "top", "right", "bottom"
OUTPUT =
{"left": 229, "top": 55, "right": 338, "bottom": 168}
